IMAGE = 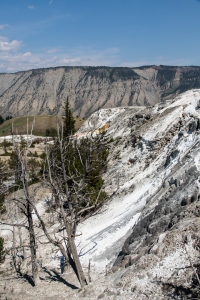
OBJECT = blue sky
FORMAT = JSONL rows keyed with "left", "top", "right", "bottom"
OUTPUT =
{"left": 0, "top": 0, "right": 200, "bottom": 72}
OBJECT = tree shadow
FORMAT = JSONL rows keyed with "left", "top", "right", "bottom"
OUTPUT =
{"left": 23, "top": 274, "right": 35, "bottom": 287}
{"left": 42, "top": 266, "right": 79, "bottom": 290}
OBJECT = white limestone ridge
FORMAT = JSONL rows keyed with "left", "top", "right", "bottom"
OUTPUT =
{"left": 74, "top": 89, "right": 200, "bottom": 281}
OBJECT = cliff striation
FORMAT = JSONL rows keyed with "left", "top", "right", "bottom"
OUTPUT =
{"left": 1, "top": 65, "right": 200, "bottom": 118}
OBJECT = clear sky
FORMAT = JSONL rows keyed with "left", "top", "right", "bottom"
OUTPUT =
{"left": 0, "top": 0, "right": 200, "bottom": 73}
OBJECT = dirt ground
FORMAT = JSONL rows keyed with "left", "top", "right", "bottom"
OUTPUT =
{"left": 0, "top": 263, "right": 81, "bottom": 300}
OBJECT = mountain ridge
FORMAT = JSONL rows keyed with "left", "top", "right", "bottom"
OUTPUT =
{"left": 1, "top": 65, "right": 200, "bottom": 118}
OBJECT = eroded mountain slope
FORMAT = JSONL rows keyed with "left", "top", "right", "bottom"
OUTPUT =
{"left": 1, "top": 66, "right": 200, "bottom": 118}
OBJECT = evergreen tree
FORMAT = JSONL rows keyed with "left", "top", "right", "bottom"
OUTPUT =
{"left": 0, "top": 237, "right": 5, "bottom": 263}
{"left": 0, "top": 158, "right": 7, "bottom": 211}
{"left": 0, "top": 115, "right": 4, "bottom": 125}
{"left": 8, "top": 151, "right": 21, "bottom": 184}
{"left": 1, "top": 138, "right": 12, "bottom": 154}
{"left": 63, "top": 97, "right": 75, "bottom": 138}
{"left": 27, "top": 158, "right": 40, "bottom": 184}
{"left": 45, "top": 129, "right": 109, "bottom": 286}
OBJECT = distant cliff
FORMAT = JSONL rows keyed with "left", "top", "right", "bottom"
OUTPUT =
{"left": 0, "top": 65, "right": 200, "bottom": 118}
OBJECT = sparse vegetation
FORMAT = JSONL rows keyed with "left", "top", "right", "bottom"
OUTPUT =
{"left": 156, "top": 68, "right": 176, "bottom": 87}
{"left": 0, "top": 139, "right": 12, "bottom": 154}
{"left": 28, "top": 158, "right": 40, "bottom": 184}
{"left": 114, "top": 136, "right": 122, "bottom": 145}
{"left": 114, "top": 150, "right": 121, "bottom": 160}
{"left": 0, "top": 115, "right": 84, "bottom": 137}
{"left": 40, "top": 152, "right": 46, "bottom": 159}
{"left": 0, "top": 116, "right": 4, "bottom": 125}
{"left": 44, "top": 126, "right": 109, "bottom": 286}
{"left": 27, "top": 150, "right": 38, "bottom": 157}
{"left": 0, "top": 237, "right": 5, "bottom": 263}
{"left": 0, "top": 103, "right": 109, "bottom": 288}
{"left": 45, "top": 128, "right": 57, "bottom": 137}
{"left": 109, "top": 68, "right": 140, "bottom": 82}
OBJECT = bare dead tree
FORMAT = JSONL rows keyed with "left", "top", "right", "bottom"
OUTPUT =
{"left": 39, "top": 121, "right": 110, "bottom": 287}
{"left": 11, "top": 118, "right": 40, "bottom": 285}
{"left": 0, "top": 117, "right": 40, "bottom": 285}
{"left": 0, "top": 112, "right": 115, "bottom": 288}
{"left": 15, "top": 202, "right": 27, "bottom": 262}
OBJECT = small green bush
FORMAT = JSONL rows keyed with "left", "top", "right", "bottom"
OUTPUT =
{"left": 40, "top": 152, "right": 46, "bottom": 159}
{"left": 0, "top": 237, "right": 5, "bottom": 263}
{"left": 0, "top": 115, "right": 4, "bottom": 125}
{"left": 114, "top": 136, "right": 122, "bottom": 145}
{"left": 114, "top": 150, "right": 121, "bottom": 160}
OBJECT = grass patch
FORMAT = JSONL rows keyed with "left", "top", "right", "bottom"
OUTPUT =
{"left": 0, "top": 152, "right": 12, "bottom": 156}
{"left": 0, "top": 115, "right": 85, "bottom": 137}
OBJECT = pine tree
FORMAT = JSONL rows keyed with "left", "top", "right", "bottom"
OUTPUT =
{"left": 0, "top": 237, "right": 5, "bottom": 263}
{"left": 0, "top": 158, "right": 7, "bottom": 211}
{"left": 63, "top": 97, "right": 75, "bottom": 138}
{"left": 45, "top": 129, "right": 109, "bottom": 287}
{"left": 0, "top": 115, "right": 4, "bottom": 125}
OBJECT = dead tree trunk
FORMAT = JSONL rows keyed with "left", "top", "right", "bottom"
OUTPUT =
{"left": 65, "top": 220, "right": 87, "bottom": 286}
{"left": 27, "top": 201, "right": 39, "bottom": 285}
{"left": 43, "top": 121, "right": 109, "bottom": 287}
{"left": 58, "top": 134, "right": 88, "bottom": 287}
{"left": 12, "top": 226, "right": 17, "bottom": 270}
{"left": 16, "top": 204, "right": 27, "bottom": 263}
{"left": 11, "top": 119, "right": 39, "bottom": 286}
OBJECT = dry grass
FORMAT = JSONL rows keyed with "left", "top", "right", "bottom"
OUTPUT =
{"left": 0, "top": 115, "right": 85, "bottom": 137}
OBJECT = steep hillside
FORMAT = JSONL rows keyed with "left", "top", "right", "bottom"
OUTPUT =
{"left": 0, "top": 65, "right": 200, "bottom": 118}
{"left": 0, "top": 89, "right": 200, "bottom": 299}
{"left": 73, "top": 89, "right": 200, "bottom": 299}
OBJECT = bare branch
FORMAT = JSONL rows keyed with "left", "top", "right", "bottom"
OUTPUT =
{"left": 0, "top": 220, "right": 28, "bottom": 229}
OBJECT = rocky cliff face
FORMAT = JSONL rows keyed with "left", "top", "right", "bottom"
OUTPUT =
{"left": 0, "top": 65, "right": 200, "bottom": 118}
